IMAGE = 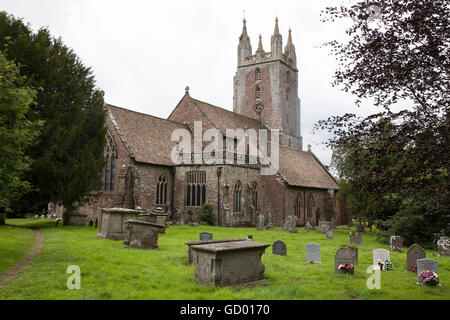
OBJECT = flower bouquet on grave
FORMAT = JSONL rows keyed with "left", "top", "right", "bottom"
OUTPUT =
{"left": 419, "top": 270, "right": 439, "bottom": 286}
{"left": 338, "top": 264, "right": 354, "bottom": 274}
{"left": 384, "top": 260, "right": 393, "bottom": 271}
{"left": 377, "top": 259, "right": 384, "bottom": 271}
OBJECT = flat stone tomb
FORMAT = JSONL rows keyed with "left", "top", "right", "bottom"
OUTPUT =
{"left": 123, "top": 220, "right": 166, "bottom": 250}
{"left": 306, "top": 243, "right": 321, "bottom": 264}
{"left": 97, "top": 208, "right": 146, "bottom": 240}
{"left": 190, "top": 241, "right": 270, "bottom": 287}
{"left": 185, "top": 238, "right": 250, "bottom": 265}
{"left": 417, "top": 258, "right": 439, "bottom": 284}
{"left": 200, "top": 232, "right": 213, "bottom": 241}
{"left": 335, "top": 247, "right": 355, "bottom": 274}
{"left": 407, "top": 243, "right": 426, "bottom": 272}
{"left": 272, "top": 240, "right": 287, "bottom": 256}
{"left": 373, "top": 249, "right": 391, "bottom": 270}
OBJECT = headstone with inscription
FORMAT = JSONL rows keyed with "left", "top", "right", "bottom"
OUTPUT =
{"left": 335, "top": 247, "right": 355, "bottom": 274}
{"left": 256, "top": 214, "right": 265, "bottom": 231}
{"left": 200, "top": 232, "right": 213, "bottom": 241}
{"left": 417, "top": 258, "right": 439, "bottom": 284}
{"left": 272, "top": 240, "right": 287, "bottom": 256}
{"left": 373, "top": 249, "right": 391, "bottom": 270}
{"left": 306, "top": 243, "right": 321, "bottom": 264}
{"left": 407, "top": 243, "right": 426, "bottom": 272}
{"left": 389, "top": 236, "right": 403, "bottom": 252}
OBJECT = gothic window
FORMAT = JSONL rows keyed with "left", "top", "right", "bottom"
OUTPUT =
{"left": 185, "top": 171, "right": 206, "bottom": 206}
{"left": 251, "top": 182, "right": 258, "bottom": 210}
{"left": 286, "top": 87, "right": 290, "bottom": 101}
{"left": 156, "top": 174, "right": 168, "bottom": 205}
{"left": 233, "top": 180, "right": 242, "bottom": 212}
{"left": 101, "top": 131, "right": 117, "bottom": 190}
{"left": 255, "top": 68, "right": 262, "bottom": 81}
{"left": 287, "top": 71, "right": 290, "bottom": 82}
{"left": 294, "top": 193, "right": 302, "bottom": 218}
{"left": 307, "top": 195, "right": 314, "bottom": 218}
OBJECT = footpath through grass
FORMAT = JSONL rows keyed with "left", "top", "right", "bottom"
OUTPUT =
{"left": 0, "top": 218, "right": 449, "bottom": 300}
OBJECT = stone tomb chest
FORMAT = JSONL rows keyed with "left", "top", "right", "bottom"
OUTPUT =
{"left": 97, "top": 208, "right": 146, "bottom": 240}
{"left": 190, "top": 241, "right": 270, "bottom": 287}
{"left": 64, "top": 214, "right": 87, "bottom": 226}
{"left": 123, "top": 220, "right": 166, "bottom": 250}
{"left": 185, "top": 238, "right": 249, "bottom": 265}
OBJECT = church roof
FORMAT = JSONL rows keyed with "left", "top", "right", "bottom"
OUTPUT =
{"left": 278, "top": 146, "right": 340, "bottom": 190}
{"left": 107, "top": 104, "right": 190, "bottom": 166}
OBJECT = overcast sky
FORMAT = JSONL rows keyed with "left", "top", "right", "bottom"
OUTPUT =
{"left": 1, "top": 0, "right": 384, "bottom": 166}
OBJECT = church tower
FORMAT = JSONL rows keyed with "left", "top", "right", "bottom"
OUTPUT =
{"left": 233, "top": 18, "right": 302, "bottom": 150}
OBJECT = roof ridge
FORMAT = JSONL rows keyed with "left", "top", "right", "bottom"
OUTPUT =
{"left": 107, "top": 103, "right": 188, "bottom": 127}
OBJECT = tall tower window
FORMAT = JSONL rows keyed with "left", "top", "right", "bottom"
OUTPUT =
{"left": 251, "top": 182, "right": 258, "bottom": 210}
{"left": 294, "top": 193, "right": 302, "bottom": 218}
{"left": 156, "top": 174, "right": 168, "bottom": 205}
{"left": 286, "top": 87, "right": 290, "bottom": 101}
{"left": 255, "top": 68, "right": 262, "bottom": 81}
{"left": 255, "top": 86, "right": 261, "bottom": 100}
{"left": 185, "top": 171, "right": 206, "bottom": 207}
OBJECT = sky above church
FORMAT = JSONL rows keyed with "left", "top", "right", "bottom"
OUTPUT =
{"left": 1, "top": 0, "right": 386, "bottom": 166}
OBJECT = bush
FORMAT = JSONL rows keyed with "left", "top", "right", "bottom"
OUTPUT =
{"left": 198, "top": 203, "right": 216, "bottom": 226}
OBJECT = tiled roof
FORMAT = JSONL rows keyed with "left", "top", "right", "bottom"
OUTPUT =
{"left": 107, "top": 104, "right": 190, "bottom": 166}
{"left": 278, "top": 146, "right": 340, "bottom": 190}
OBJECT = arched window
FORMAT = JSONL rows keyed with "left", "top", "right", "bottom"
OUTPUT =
{"left": 156, "top": 174, "right": 168, "bottom": 205}
{"left": 101, "top": 132, "right": 117, "bottom": 190}
{"left": 233, "top": 180, "right": 242, "bottom": 212}
{"left": 286, "top": 87, "right": 290, "bottom": 101}
{"left": 251, "top": 182, "right": 258, "bottom": 210}
{"left": 307, "top": 195, "right": 314, "bottom": 218}
{"left": 255, "top": 68, "right": 262, "bottom": 81}
{"left": 185, "top": 171, "right": 206, "bottom": 206}
{"left": 294, "top": 193, "right": 302, "bottom": 218}
{"left": 287, "top": 71, "right": 290, "bottom": 82}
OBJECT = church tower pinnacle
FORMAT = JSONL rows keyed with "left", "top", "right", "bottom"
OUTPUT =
{"left": 233, "top": 18, "right": 303, "bottom": 151}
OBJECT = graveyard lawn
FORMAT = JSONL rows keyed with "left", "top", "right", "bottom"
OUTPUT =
{"left": 0, "top": 219, "right": 449, "bottom": 300}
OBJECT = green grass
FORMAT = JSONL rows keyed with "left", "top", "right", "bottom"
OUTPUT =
{"left": 0, "top": 218, "right": 449, "bottom": 300}
{"left": 0, "top": 221, "right": 34, "bottom": 275}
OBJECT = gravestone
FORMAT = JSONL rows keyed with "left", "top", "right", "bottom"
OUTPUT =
{"left": 389, "top": 236, "right": 403, "bottom": 252}
{"left": 256, "top": 214, "right": 265, "bottom": 231}
{"left": 272, "top": 240, "right": 287, "bottom": 256}
{"left": 123, "top": 220, "right": 166, "bottom": 250}
{"left": 200, "top": 232, "right": 213, "bottom": 241}
{"left": 265, "top": 212, "right": 273, "bottom": 230}
{"left": 319, "top": 221, "right": 330, "bottom": 233}
{"left": 335, "top": 247, "right": 355, "bottom": 274}
{"left": 437, "top": 236, "right": 450, "bottom": 257}
{"left": 306, "top": 243, "right": 321, "bottom": 263}
{"left": 306, "top": 222, "right": 312, "bottom": 233}
{"left": 417, "top": 258, "right": 439, "bottom": 284}
{"left": 349, "top": 232, "right": 362, "bottom": 245}
{"left": 326, "top": 231, "right": 334, "bottom": 240}
{"left": 284, "top": 215, "right": 297, "bottom": 233}
{"left": 407, "top": 243, "right": 426, "bottom": 272}
{"left": 373, "top": 249, "right": 391, "bottom": 270}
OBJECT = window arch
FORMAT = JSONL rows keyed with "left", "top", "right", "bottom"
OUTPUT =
{"left": 185, "top": 171, "right": 206, "bottom": 207}
{"left": 294, "top": 193, "right": 302, "bottom": 218}
{"left": 255, "top": 68, "right": 262, "bottom": 81}
{"left": 233, "top": 180, "right": 242, "bottom": 212}
{"left": 251, "top": 182, "right": 258, "bottom": 210}
{"left": 156, "top": 174, "right": 168, "bottom": 205}
{"left": 307, "top": 195, "right": 314, "bottom": 218}
{"left": 101, "top": 132, "right": 117, "bottom": 190}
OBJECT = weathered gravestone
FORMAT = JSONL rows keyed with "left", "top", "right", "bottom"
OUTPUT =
{"left": 122, "top": 220, "right": 166, "bottom": 250}
{"left": 437, "top": 236, "right": 450, "bottom": 257}
{"left": 319, "top": 221, "right": 330, "bottom": 233}
{"left": 326, "top": 231, "right": 334, "bottom": 240}
{"left": 306, "top": 243, "right": 321, "bottom": 263}
{"left": 284, "top": 215, "right": 297, "bottom": 233}
{"left": 335, "top": 247, "right": 355, "bottom": 274}
{"left": 272, "top": 240, "right": 287, "bottom": 256}
{"left": 306, "top": 222, "right": 312, "bottom": 233}
{"left": 417, "top": 258, "right": 439, "bottom": 284}
{"left": 389, "top": 236, "right": 403, "bottom": 252}
{"left": 407, "top": 243, "right": 426, "bottom": 272}
{"left": 373, "top": 249, "right": 391, "bottom": 270}
{"left": 265, "top": 212, "right": 273, "bottom": 230}
{"left": 200, "top": 232, "right": 213, "bottom": 241}
{"left": 256, "top": 214, "right": 265, "bottom": 231}
{"left": 349, "top": 232, "right": 362, "bottom": 245}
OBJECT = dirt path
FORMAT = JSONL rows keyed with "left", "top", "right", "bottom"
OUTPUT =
{"left": 0, "top": 227, "right": 44, "bottom": 287}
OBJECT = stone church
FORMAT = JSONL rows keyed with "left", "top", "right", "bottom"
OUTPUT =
{"left": 76, "top": 18, "right": 349, "bottom": 227}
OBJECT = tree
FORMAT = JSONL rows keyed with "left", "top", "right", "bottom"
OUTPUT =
{"left": 0, "top": 11, "right": 107, "bottom": 214}
{"left": 198, "top": 203, "right": 216, "bottom": 226}
{"left": 0, "top": 51, "right": 41, "bottom": 224}
{"left": 316, "top": 1, "right": 449, "bottom": 219}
